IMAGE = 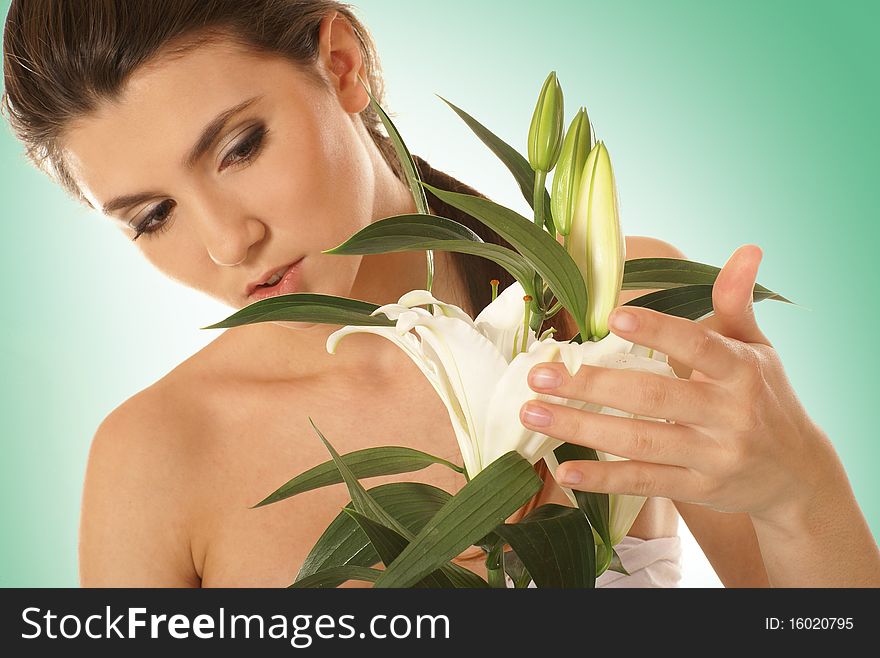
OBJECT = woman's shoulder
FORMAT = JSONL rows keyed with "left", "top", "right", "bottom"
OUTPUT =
{"left": 87, "top": 333, "right": 252, "bottom": 482}
{"left": 80, "top": 374, "right": 212, "bottom": 585}
{"left": 625, "top": 235, "right": 687, "bottom": 260}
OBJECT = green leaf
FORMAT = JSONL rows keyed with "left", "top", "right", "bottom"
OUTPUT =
{"left": 414, "top": 241, "right": 537, "bottom": 298}
{"left": 253, "top": 446, "right": 463, "bottom": 508}
{"left": 553, "top": 443, "right": 611, "bottom": 555}
{"left": 200, "top": 293, "right": 393, "bottom": 330}
{"left": 342, "top": 509, "right": 458, "bottom": 588}
{"left": 361, "top": 77, "right": 434, "bottom": 290}
{"left": 495, "top": 503, "right": 596, "bottom": 588}
{"left": 442, "top": 563, "right": 492, "bottom": 588}
{"left": 308, "top": 418, "right": 411, "bottom": 536}
{"left": 289, "top": 565, "right": 381, "bottom": 588}
{"left": 625, "top": 284, "right": 782, "bottom": 321}
{"left": 296, "top": 482, "right": 453, "bottom": 582}
{"left": 364, "top": 83, "right": 428, "bottom": 215}
{"left": 623, "top": 258, "right": 791, "bottom": 302}
{"left": 326, "top": 212, "right": 482, "bottom": 249}
{"left": 608, "top": 547, "right": 630, "bottom": 576}
{"left": 373, "top": 451, "right": 543, "bottom": 588}
{"left": 439, "top": 96, "right": 556, "bottom": 233}
{"left": 304, "top": 421, "right": 488, "bottom": 588}
{"left": 421, "top": 183, "right": 589, "bottom": 338}
{"left": 323, "top": 213, "right": 537, "bottom": 296}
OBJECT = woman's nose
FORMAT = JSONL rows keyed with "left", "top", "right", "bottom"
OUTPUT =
{"left": 192, "top": 197, "right": 266, "bottom": 267}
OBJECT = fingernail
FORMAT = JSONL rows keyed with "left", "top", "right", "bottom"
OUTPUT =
{"left": 521, "top": 403, "right": 553, "bottom": 428}
{"left": 557, "top": 468, "right": 583, "bottom": 486}
{"left": 609, "top": 309, "right": 638, "bottom": 333}
{"left": 529, "top": 367, "right": 562, "bottom": 389}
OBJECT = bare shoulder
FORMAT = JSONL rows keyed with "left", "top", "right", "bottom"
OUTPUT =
{"left": 79, "top": 376, "right": 208, "bottom": 587}
{"left": 625, "top": 235, "right": 687, "bottom": 260}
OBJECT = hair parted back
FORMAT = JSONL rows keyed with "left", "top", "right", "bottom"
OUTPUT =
{"left": 2, "top": 0, "right": 519, "bottom": 317}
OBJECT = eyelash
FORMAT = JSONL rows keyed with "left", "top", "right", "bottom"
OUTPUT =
{"left": 130, "top": 126, "right": 269, "bottom": 241}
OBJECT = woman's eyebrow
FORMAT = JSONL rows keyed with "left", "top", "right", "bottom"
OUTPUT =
{"left": 100, "top": 94, "right": 264, "bottom": 216}
{"left": 181, "top": 94, "right": 264, "bottom": 170}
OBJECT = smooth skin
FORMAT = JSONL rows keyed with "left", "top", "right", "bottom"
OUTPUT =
{"left": 521, "top": 246, "right": 880, "bottom": 587}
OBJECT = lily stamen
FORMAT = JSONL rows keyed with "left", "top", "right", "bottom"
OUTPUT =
{"left": 490, "top": 279, "right": 500, "bottom": 302}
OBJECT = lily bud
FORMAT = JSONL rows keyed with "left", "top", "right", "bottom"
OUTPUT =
{"left": 527, "top": 71, "right": 564, "bottom": 173}
{"left": 550, "top": 107, "right": 593, "bottom": 236}
{"left": 566, "top": 141, "right": 625, "bottom": 340}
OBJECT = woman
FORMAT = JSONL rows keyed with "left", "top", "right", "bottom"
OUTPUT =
{"left": 2, "top": 0, "right": 876, "bottom": 588}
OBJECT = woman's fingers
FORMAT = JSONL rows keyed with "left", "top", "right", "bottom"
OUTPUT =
{"left": 551, "top": 457, "right": 704, "bottom": 502}
{"left": 604, "top": 305, "right": 752, "bottom": 382}
{"left": 710, "top": 244, "right": 772, "bottom": 346}
{"left": 520, "top": 402, "right": 711, "bottom": 468}
{"left": 528, "top": 362, "right": 731, "bottom": 427}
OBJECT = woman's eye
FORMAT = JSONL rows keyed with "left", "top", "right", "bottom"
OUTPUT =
{"left": 220, "top": 126, "right": 267, "bottom": 170}
{"left": 131, "top": 199, "right": 175, "bottom": 241}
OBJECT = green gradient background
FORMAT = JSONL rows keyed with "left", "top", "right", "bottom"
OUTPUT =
{"left": 1, "top": 0, "right": 877, "bottom": 586}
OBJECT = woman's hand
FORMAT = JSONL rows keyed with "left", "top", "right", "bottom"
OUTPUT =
{"left": 519, "top": 245, "right": 837, "bottom": 527}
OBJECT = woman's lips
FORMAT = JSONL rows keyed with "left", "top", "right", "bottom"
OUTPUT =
{"left": 247, "top": 258, "right": 305, "bottom": 303}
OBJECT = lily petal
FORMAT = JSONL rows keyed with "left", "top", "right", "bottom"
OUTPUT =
{"left": 543, "top": 450, "right": 578, "bottom": 507}
{"left": 482, "top": 340, "right": 574, "bottom": 469}
{"left": 412, "top": 315, "right": 509, "bottom": 477}
{"left": 371, "top": 302, "right": 433, "bottom": 322}
{"left": 398, "top": 289, "right": 476, "bottom": 326}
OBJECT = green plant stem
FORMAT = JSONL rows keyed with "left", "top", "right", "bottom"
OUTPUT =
{"left": 533, "top": 170, "right": 547, "bottom": 229}
{"left": 426, "top": 250, "right": 434, "bottom": 293}
{"left": 528, "top": 170, "right": 552, "bottom": 333}
{"left": 529, "top": 303, "right": 545, "bottom": 336}
{"left": 544, "top": 300, "right": 563, "bottom": 319}
{"left": 486, "top": 540, "right": 507, "bottom": 588}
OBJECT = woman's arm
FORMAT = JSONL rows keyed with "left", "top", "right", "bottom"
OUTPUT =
{"left": 748, "top": 430, "right": 880, "bottom": 587}
{"left": 673, "top": 502, "right": 769, "bottom": 587}
{"left": 79, "top": 389, "right": 202, "bottom": 587}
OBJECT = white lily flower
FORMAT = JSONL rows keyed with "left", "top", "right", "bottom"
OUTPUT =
{"left": 326, "top": 281, "right": 675, "bottom": 481}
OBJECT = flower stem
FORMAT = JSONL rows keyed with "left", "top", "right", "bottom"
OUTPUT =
{"left": 544, "top": 300, "right": 563, "bottom": 318}
{"left": 425, "top": 250, "right": 435, "bottom": 315}
{"left": 486, "top": 539, "right": 507, "bottom": 588}
{"left": 533, "top": 170, "right": 547, "bottom": 229}
{"left": 530, "top": 170, "right": 549, "bottom": 333}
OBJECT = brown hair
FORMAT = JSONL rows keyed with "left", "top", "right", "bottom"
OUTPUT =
{"left": 1, "top": 0, "right": 516, "bottom": 317}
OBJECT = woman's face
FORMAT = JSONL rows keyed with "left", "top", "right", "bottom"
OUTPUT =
{"left": 59, "top": 25, "right": 385, "bottom": 310}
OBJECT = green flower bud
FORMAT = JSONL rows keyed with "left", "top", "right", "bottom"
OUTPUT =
{"left": 566, "top": 141, "right": 625, "bottom": 340}
{"left": 527, "top": 71, "right": 565, "bottom": 173}
{"left": 550, "top": 107, "right": 593, "bottom": 236}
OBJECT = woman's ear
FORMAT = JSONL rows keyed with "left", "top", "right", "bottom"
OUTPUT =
{"left": 317, "top": 11, "right": 370, "bottom": 114}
